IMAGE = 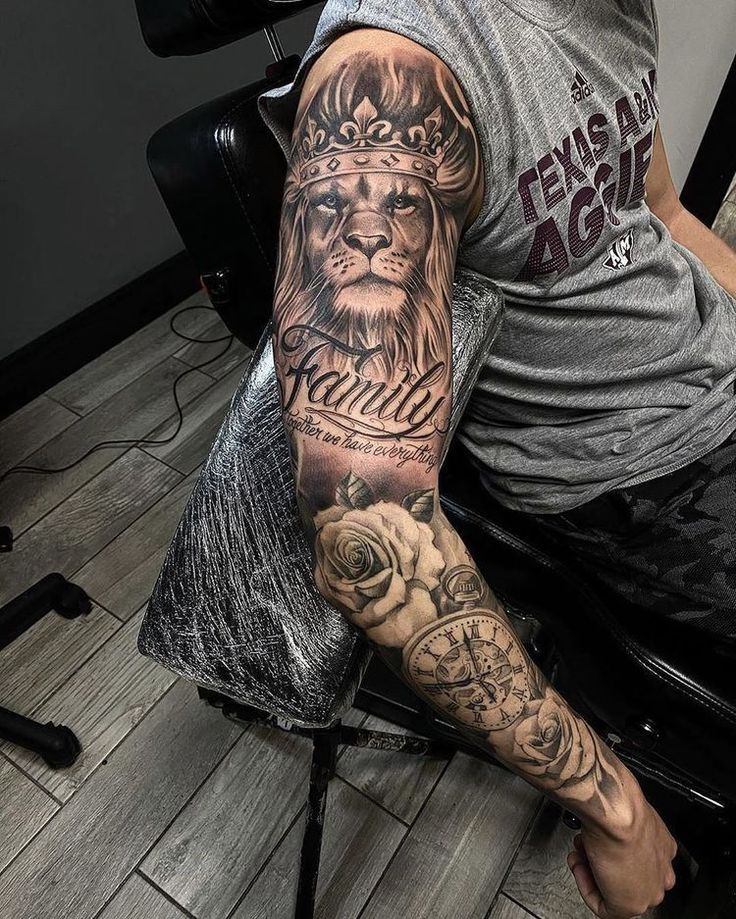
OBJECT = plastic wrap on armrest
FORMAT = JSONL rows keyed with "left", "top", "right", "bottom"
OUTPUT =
{"left": 138, "top": 268, "right": 503, "bottom": 727}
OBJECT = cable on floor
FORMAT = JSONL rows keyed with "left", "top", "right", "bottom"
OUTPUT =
{"left": 0, "top": 303, "right": 235, "bottom": 483}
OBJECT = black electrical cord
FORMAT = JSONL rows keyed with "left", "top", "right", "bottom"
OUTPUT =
{"left": 0, "top": 303, "right": 235, "bottom": 483}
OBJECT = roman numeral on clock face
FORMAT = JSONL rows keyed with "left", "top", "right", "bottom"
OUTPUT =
{"left": 468, "top": 623, "right": 480, "bottom": 638}
{"left": 512, "top": 688, "right": 525, "bottom": 700}
{"left": 420, "top": 644, "right": 441, "bottom": 661}
{"left": 412, "top": 666, "right": 434, "bottom": 678}
{"left": 441, "top": 629, "right": 459, "bottom": 646}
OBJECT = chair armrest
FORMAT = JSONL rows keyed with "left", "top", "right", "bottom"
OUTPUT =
{"left": 138, "top": 269, "right": 503, "bottom": 727}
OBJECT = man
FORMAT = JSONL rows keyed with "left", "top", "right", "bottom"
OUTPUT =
{"left": 259, "top": 1, "right": 736, "bottom": 915}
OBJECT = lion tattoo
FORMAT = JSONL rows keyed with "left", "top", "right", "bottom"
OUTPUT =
{"left": 275, "top": 52, "right": 480, "bottom": 380}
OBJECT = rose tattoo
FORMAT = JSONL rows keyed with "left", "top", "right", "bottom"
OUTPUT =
{"left": 314, "top": 473, "right": 444, "bottom": 646}
{"left": 512, "top": 696, "right": 618, "bottom": 802}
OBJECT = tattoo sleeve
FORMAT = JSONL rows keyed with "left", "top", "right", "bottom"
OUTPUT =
{"left": 272, "top": 33, "right": 629, "bottom": 825}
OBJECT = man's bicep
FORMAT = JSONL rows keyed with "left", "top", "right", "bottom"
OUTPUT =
{"left": 273, "top": 29, "right": 482, "bottom": 509}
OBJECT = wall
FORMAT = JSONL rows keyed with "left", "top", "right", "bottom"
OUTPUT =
{"left": 2, "top": 1, "right": 732, "bottom": 361}
{"left": 655, "top": 0, "right": 735, "bottom": 191}
{"left": 0, "top": 1, "right": 322, "bottom": 361}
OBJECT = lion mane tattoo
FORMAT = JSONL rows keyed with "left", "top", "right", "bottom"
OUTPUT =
{"left": 275, "top": 51, "right": 480, "bottom": 379}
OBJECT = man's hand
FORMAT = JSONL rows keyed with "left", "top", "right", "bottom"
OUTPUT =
{"left": 568, "top": 781, "right": 677, "bottom": 918}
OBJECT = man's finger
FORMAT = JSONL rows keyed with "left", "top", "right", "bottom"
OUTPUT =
{"left": 567, "top": 849, "right": 585, "bottom": 871}
{"left": 571, "top": 861, "right": 605, "bottom": 917}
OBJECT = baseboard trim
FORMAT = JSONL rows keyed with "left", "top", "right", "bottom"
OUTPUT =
{"left": 0, "top": 251, "right": 200, "bottom": 421}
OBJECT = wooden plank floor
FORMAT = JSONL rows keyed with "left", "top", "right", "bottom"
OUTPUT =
{"left": 0, "top": 294, "right": 652, "bottom": 918}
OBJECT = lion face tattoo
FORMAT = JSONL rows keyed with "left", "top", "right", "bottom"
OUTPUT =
{"left": 275, "top": 52, "right": 479, "bottom": 381}
{"left": 305, "top": 172, "right": 432, "bottom": 299}
{"left": 300, "top": 171, "right": 437, "bottom": 371}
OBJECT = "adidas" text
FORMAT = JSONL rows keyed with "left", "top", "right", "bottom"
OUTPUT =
{"left": 571, "top": 70, "right": 595, "bottom": 104}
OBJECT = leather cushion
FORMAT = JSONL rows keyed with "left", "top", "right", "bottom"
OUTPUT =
{"left": 147, "top": 74, "right": 294, "bottom": 346}
{"left": 136, "top": 0, "right": 322, "bottom": 57}
{"left": 138, "top": 273, "right": 504, "bottom": 728}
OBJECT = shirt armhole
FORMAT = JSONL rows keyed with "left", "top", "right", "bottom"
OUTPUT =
{"left": 650, "top": 0, "right": 660, "bottom": 60}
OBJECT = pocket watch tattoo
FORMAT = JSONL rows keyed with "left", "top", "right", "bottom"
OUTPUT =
{"left": 402, "top": 610, "right": 531, "bottom": 733}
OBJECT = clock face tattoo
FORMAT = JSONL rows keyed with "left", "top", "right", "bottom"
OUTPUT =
{"left": 402, "top": 612, "right": 530, "bottom": 733}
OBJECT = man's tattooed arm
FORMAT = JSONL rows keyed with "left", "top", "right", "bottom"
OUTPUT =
{"left": 272, "top": 29, "right": 660, "bottom": 842}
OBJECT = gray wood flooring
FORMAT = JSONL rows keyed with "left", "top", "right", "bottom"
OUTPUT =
{"left": 1, "top": 293, "right": 678, "bottom": 918}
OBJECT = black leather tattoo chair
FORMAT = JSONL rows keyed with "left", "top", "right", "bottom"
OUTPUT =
{"left": 134, "top": 2, "right": 736, "bottom": 916}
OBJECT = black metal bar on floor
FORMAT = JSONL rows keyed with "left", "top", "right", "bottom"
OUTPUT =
{"left": 0, "top": 706, "right": 81, "bottom": 768}
{"left": 0, "top": 572, "right": 90, "bottom": 650}
{"left": 294, "top": 730, "right": 338, "bottom": 919}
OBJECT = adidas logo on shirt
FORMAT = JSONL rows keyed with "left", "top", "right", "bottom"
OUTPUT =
{"left": 570, "top": 70, "right": 595, "bottom": 104}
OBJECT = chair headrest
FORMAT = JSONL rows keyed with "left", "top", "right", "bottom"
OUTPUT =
{"left": 135, "top": 0, "right": 323, "bottom": 57}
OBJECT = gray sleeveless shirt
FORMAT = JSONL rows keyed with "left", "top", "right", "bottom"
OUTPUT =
{"left": 260, "top": 0, "right": 736, "bottom": 513}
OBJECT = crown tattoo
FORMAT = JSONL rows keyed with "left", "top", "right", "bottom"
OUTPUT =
{"left": 298, "top": 96, "right": 445, "bottom": 188}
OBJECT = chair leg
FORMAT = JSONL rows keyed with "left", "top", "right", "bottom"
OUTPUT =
{"left": 0, "top": 706, "right": 81, "bottom": 768}
{"left": 294, "top": 729, "right": 338, "bottom": 919}
{"left": 0, "top": 571, "right": 87, "bottom": 767}
{"left": 0, "top": 573, "right": 90, "bottom": 651}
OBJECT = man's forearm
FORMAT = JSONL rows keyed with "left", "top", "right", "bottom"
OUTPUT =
{"left": 309, "top": 475, "right": 642, "bottom": 834}
{"left": 668, "top": 204, "right": 736, "bottom": 298}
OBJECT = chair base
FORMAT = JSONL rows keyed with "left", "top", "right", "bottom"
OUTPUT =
{"left": 0, "top": 562, "right": 86, "bottom": 768}
{"left": 0, "top": 572, "right": 91, "bottom": 651}
{"left": 199, "top": 688, "right": 455, "bottom": 918}
{"left": 293, "top": 724, "right": 454, "bottom": 918}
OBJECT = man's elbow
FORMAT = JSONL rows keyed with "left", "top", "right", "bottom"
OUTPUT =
{"left": 306, "top": 476, "right": 446, "bottom": 650}
{"left": 649, "top": 189, "right": 687, "bottom": 234}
